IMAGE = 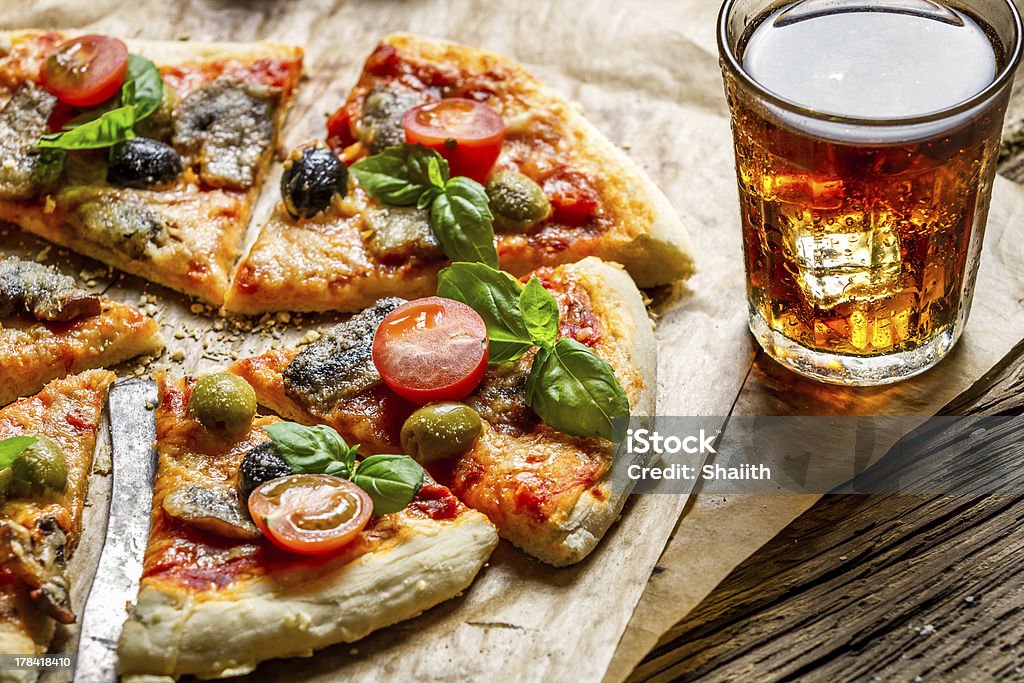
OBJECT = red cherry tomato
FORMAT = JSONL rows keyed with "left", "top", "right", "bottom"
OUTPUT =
{"left": 248, "top": 474, "right": 373, "bottom": 555}
{"left": 403, "top": 98, "right": 505, "bottom": 182}
{"left": 40, "top": 35, "right": 129, "bottom": 108}
{"left": 372, "top": 297, "right": 489, "bottom": 404}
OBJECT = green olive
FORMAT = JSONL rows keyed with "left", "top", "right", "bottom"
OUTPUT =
{"left": 401, "top": 402, "right": 483, "bottom": 464}
{"left": 188, "top": 373, "right": 257, "bottom": 435}
{"left": 486, "top": 170, "right": 551, "bottom": 232}
{"left": 11, "top": 435, "right": 67, "bottom": 492}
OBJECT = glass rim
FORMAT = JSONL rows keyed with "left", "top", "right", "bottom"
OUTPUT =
{"left": 717, "top": 0, "right": 1024, "bottom": 127}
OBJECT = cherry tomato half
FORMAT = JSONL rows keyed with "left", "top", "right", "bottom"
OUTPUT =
{"left": 248, "top": 474, "right": 372, "bottom": 555}
{"left": 41, "top": 35, "right": 129, "bottom": 108}
{"left": 372, "top": 297, "right": 489, "bottom": 404}
{"left": 403, "top": 98, "right": 504, "bottom": 182}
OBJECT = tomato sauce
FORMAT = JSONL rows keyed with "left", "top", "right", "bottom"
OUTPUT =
{"left": 331, "top": 40, "right": 609, "bottom": 250}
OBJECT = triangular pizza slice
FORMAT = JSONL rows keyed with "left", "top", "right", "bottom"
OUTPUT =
{"left": 0, "top": 31, "right": 302, "bottom": 305}
{"left": 0, "top": 255, "right": 163, "bottom": 406}
{"left": 0, "top": 369, "right": 115, "bottom": 661}
{"left": 226, "top": 33, "right": 693, "bottom": 313}
{"left": 117, "top": 373, "right": 498, "bottom": 679}
{"left": 231, "top": 257, "right": 655, "bottom": 565}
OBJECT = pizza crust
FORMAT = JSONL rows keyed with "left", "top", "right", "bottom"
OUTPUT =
{"left": 226, "top": 33, "right": 694, "bottom": 314}
{"left": 495, "top": 257, "right": 657, "bottom": 566}
{"left": 0, "top": 302, "right": 163, "bottom": 406}
{"left": 0, "top": 31, "right": 303, "bottom": 305}
{"left": 117, "top": 512, "right": 497, "bottom": 680}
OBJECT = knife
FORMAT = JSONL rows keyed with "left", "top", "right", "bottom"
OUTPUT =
{"left": 73, "top": 378, "right": 158, "bottom": 683}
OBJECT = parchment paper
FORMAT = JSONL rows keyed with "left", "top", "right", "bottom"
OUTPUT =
{"left": 4, "top": 1, "right": 1024, "bottom": 681}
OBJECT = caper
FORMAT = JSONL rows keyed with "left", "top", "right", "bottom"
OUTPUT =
{"left": 11, "top": 435, "right": 67, "bottom": 492}
{"left": 486, "top": 170, "right": 551, "bottom": 232}
{"left": 188, "top": 373, "right": 257, "bottom": 435}
{"left": 401, "top": 402, "right": 483, "bottom": 463}
{"left": 280, "top": 143, "right": 348, "bottom": 220}
{"left": 239, "top": 442, "right": 293, "bottom": 499}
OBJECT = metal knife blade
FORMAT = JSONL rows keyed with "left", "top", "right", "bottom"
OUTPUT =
{"left": 73, "top": 378, "right": 158, "bottom": 683}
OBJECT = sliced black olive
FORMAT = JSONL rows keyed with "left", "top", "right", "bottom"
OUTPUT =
{"left": 280, "top": 143, "right": 348, "bottom": 220}
{"left": 107, "top": 138, "right": 183, "bottom": 189}
{"left": 239, "top": 442, "right": 293, "bottom": 499}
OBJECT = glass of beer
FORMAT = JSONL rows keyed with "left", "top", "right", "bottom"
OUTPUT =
{"left": 718, "top": 0, "right": 1022, "bottom": 385}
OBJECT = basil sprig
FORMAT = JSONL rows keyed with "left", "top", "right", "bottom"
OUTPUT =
{"left": 263, "top": 422, "right": 357, "bottom": 478}
{"left": 36, "top": 54, "right": 163, "bottom": 151}
{"left": 350, "top": 144, "right": 499, "bottom": 267}
{"left": 263, "top": 422, "right": 424, "bottom": 515}
{"left": 437, "top": 262, "right": 629, "bottom": 441}
{"left": 0, "top": 436, "right": 38, "bottom": 470}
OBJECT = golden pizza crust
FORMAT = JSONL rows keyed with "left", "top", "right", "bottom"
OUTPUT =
{"left": 0, "top": 300, "right": 162, "bottom": 406}
{"left": 118, "top": 512, "right": 497, "bottom": 679}
{"left": 117, "top": 376, "right": 498, "bottom": 679}
{"left": 0, "top": 31, "right": 303, "bottom": 305}
{"left": 225, "top": 33, "right": 694, "bottom": 314}
{"left": 0, "top": 370, "right": 114, "bottom": 659}
{"left": 232, "top": 257, "right": 657, "bottom": 565}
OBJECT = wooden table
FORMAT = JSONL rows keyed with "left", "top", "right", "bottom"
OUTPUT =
{"left": 628, "top": 111, "right": 1024, "bottom": 683}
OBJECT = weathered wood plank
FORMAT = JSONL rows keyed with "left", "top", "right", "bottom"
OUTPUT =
{"left": 630, "top": 335, "right": 1024, "bottom": 682}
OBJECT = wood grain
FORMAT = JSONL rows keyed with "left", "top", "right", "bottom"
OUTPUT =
{"left": 628, "top": 146, "right": 1024, "bottom": 682}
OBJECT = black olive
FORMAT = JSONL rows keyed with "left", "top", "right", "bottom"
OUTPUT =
{"left": 238, "top": 442, "right": 293, "bottom": 499}
{"left": 107, "top": 138, "right": 183, "bottom": 189}
{"left": 280, "top": 143, "right": 348, "bottom": 220}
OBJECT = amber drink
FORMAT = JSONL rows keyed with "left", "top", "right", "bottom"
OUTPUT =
{"left": 719, "top": 0, "right": 1023, "bottom": 384}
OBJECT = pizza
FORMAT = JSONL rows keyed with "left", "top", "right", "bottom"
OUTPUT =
{"left": 0, "top": 30, "right": 302, "bottom": 305}
{"left": 0, "top": 369, "right": 114, "bottom": 665}
{"left": 225, "top": 33, "right": 694, "bottom": 314}
{"left": 231, "top": 257, "right": 656, "bottom": 565}
{"left": 117, "top": 373, "right": 498, "bottom": 679}
{"left": 0, "top": 255, "right": 163, "bottom": 406}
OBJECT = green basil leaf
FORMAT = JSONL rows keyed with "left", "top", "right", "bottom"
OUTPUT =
{"left": 519, "top": 277, "right": 559, "bottom": 349}
{"left": 437, "top": 262, "right": 533, "bottom": 363}
{"left": 0, "top": 436, "right": 38, "bottom": 470}
{"left": 36, "top": 53, "right": 162, "bottom": 150}
{"left": 417, "top": 186, "right": 443, "bottom": 210}
{"left": 526, "top": 338, "right": 629, "bottom": 441}
{"left": 426, "top": 154, "right": 447, "bottom": 188}
{"left": 263, "top": 422, "right": 356, "bottom": 478}
{"left": 429, "top": 176, "right": 498, "bottom": 267}
{"left": 36, "top": 104, "right": 136, "bottom": 150}
{"left": 125, "top": 54, "right": 163, "bottom": 121}
{"left": 350, "top": 144, "right": 443, "bottom": 206}
{"left": 351, "top": 454, "right": 424, "bottom": 515}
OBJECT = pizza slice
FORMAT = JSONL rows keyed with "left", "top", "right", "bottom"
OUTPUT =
{"left": 117, "top": 373, "right": 498, "bottom": 680}
{"left": 231, "top": 257, "right": 656, "bottom": 565}
{"left": 0, "top": 369, "right": 115, "bottom": 662}
{"left": 0, "top": 31, "right": 302, "bottom": 305}
{"left": 225, "top": 33, "right": 694, "bottom": 314}
{"left": 0, "top": 255, "right": 163, "bottom": 406}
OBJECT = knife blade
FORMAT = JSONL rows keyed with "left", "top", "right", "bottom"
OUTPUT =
{"left": 73, "top": 378, "right": 158, "bottom": 683}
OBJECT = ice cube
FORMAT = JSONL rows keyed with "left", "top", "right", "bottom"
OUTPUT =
{"left": 784, "top": 213, "right": 902, "bottom": 308}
